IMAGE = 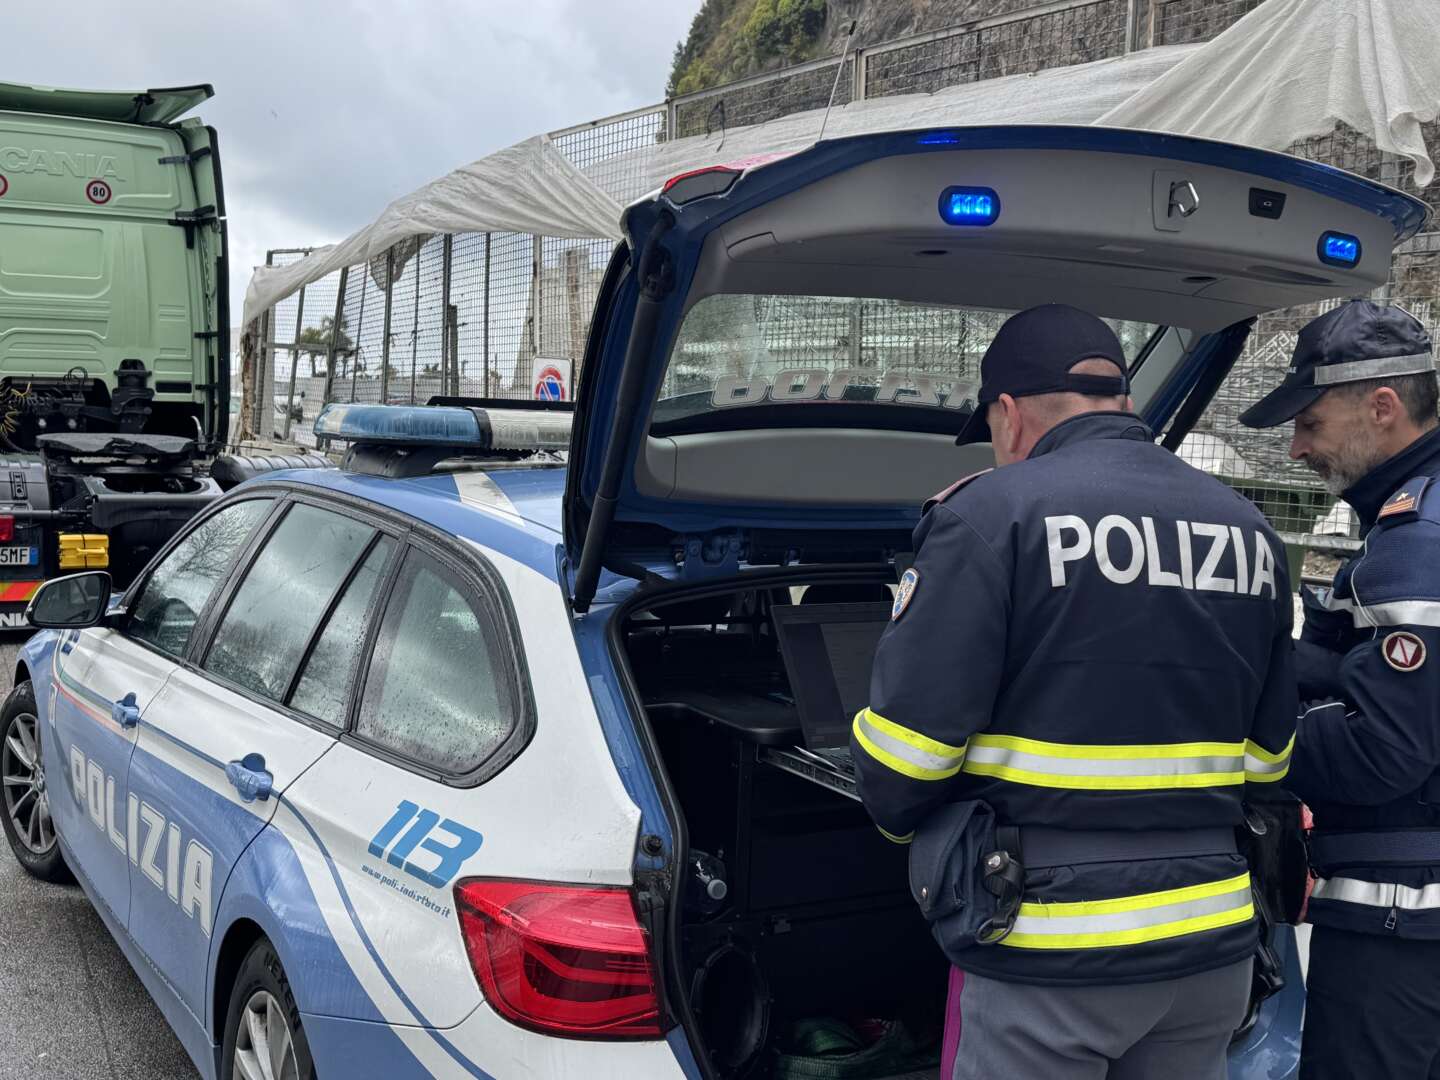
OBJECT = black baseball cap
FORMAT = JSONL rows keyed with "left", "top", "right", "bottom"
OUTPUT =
{"left": 1240, "top": 300, "right": 1436, "bottom": 428}
{"left": 956, "top": 304, "right": 1129, "bottom": 445}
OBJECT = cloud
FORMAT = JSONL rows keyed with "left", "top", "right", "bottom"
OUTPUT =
{"left": 5, "top": 0, "right": 697, "bottom": 322}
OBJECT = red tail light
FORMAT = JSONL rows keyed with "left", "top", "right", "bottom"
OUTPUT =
{"left": 0, "top": 516, "right": 14, "bottom": 542}
{"left": 660, "top": 165, "right": 741, "bottom": 204}
{"left": 455, "top": 879, "right": 663, "bottom": 1039}
{"left": 661, "top": 164, "right": 738, "bottom": 193}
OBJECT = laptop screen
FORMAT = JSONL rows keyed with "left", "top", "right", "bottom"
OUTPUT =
{"left": 772, "top": 602, "right": 892, "bottom": 750}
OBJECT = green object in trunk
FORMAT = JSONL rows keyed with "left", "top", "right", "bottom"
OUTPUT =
{"left": 772, "top": 1018, "right": 940, "bottom": 1080}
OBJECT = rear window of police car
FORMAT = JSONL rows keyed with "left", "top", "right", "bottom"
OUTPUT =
{"left": 654, "top": 295, "right": 1156, "bottom": 431}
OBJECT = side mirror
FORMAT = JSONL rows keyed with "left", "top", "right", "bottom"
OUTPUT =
{"left": 27, "top": 572, "right": 114, "bottom": 629}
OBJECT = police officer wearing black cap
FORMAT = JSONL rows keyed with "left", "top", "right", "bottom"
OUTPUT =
{"left": 1240, "top": 299, "right": 1440, "bottom": 1080}
{"left": 851, "top": 304, "right": 1298, "bottom": 1080}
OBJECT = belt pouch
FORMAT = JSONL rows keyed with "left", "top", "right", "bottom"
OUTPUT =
{"left": 908, "top": 800, "right": 1001, "bottom": 963}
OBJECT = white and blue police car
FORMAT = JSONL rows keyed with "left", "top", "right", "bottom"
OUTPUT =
{"left": 1, "top": 127, "right": 1429, "bottom": 1079}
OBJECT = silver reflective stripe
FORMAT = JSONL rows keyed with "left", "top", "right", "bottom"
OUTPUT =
{"left": 1243, "top": 751, "right": 1288, "bottom": 777}
{"left": 854, "top": 712, "right": 965, "bottom": 776}
{"left": 1312, "top": 352, "right": 1437, "bottom": 386}
{"left": 1312, "top": 876, "right": 1440, "bottom": 910}
{"left": 1398, "top": 883, "right": 1440, "bottom": 910}
{"left": 963, "top": 744, "right": 1240, "bottom": 777}
{"left": 1314, "top": 580, "right": 1440, "bottom": 629}
{"left": 1349, "top": 599, "right": 1440, "bottom": 629}
{"left": 1008, "top": 886, "right": 1251, "bottom": 938}
{"left": 1314, "top": 588, "right": 1354, "bottom": 614}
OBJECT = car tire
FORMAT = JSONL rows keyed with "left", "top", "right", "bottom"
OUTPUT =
{"left": 221, "top": 938, "right": 317, "bottom": 1080}
{"left": 0, "top": 680, "right": 73, "bottom": 883}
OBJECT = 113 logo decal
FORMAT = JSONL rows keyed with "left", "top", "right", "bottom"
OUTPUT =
{"left": 367, "top": 801, "right": 483, "bottom": 888}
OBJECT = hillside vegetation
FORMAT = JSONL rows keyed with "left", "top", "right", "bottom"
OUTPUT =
{"left": 666, "top": 1, "right": 1036, "bottom": 97}
{"left": 667, "top": 0, "right": 829, "bottom": 97}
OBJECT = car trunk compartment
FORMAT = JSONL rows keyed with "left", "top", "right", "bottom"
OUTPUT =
{"left": 620, "top": 579, "right": 946, "bottom": 1079}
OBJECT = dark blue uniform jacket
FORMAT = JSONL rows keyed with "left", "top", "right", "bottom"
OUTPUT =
{"left": 851, "top": 411, "right": 1297, "bottom": 985}
{"left": 1290, "top": 425, "right": 1440, "bottom": 938}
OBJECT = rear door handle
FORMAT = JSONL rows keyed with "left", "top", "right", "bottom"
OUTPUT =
{"left": 111, "top": 692, "right": 140, "bottom": 729}
{"left": 224, "top": 753, "right": 273, "bottom": 803}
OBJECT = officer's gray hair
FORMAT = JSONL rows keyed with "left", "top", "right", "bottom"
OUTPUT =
{"left": 1329, "top": 370, "right": 1439, "bottom": 428}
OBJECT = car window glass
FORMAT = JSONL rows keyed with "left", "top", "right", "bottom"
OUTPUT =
{"left": 288, "top": 537, "right": 395, "bottom": 726}
{"left": 128, "top": 500, "right": 271, "bottom": 657}
{"left": 205, "top": 504, "right": 375, "bottom": 702}
{"left": 356, "top": 549, "right": 512, "bottom": 774}
{"left": 656, "top": 294, "right": 1157, "bottom": 431}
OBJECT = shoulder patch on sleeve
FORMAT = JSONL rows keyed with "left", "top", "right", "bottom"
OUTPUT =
{"left": 923, "top": 468, "right": 994, "bottom": 514}
{"left": 892, "top": 568, "right": 920, "bottom": 621}
{"left": 1383, "top": 630, "right": 1426, "bottom": 672}
{"left": 1378, "top": 476, "right": 1431, "bottom": 522}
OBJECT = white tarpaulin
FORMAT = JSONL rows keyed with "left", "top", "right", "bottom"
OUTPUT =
{"left": 242, "top": 135, "right": 623, "bottom": 328}
{"left": 580, "top": 43, "right": 1199, "bottom": 207}
{"left": 1100, "top": 0, "right": 1440, "bottom": 185}
{"left": 243, "top": 0, "right": 1440, "bottom": 328}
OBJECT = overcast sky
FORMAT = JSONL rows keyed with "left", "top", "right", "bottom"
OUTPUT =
{"left": 7, "top": 0, "right": 698, "bottom": 323}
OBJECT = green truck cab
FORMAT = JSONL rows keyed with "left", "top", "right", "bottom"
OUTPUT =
{"left": 0, "top": 81, "right": 227, "bottom": 445}
{"left": 0, "top": 82, "right": 232, "bottom": 623}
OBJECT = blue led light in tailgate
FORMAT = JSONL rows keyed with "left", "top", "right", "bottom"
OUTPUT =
{"left": 939, "top": 186, "right": 1000, "bottom": 226}
{"left": 1318, "top": 231, "right": 1362, "bottom": 268}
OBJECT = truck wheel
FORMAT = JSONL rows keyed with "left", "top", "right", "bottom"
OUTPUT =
{"left": 0, "top": 681, "right": 72, "bottom": 883}
{"left": 222, "top": 939, "right": 317, "bottom": 1080}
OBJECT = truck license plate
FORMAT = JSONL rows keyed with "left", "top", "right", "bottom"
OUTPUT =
{"left": 0, "top": 546, "right": 37, "bottom": 566}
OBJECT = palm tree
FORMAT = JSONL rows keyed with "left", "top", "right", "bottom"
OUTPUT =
{"left": 295, "top": 316, "right": 353, "bottom": 377}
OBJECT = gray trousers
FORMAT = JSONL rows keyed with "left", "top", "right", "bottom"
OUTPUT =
{"left": 952, "top": 959, "right": 1253, "bottom": 1080}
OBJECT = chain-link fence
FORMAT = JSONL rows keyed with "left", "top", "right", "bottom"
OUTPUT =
{"left": 250, "top": 0, "right": 1436, "bottom": 556}
{"left": 254, "top": 248, "right": 341, "bottom": 447}
{"left": 1150, "top": 0, "right": 1267, "bottom": 46}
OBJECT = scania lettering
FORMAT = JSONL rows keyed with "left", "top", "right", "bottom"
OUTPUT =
{"left": 0, "top": 146, "right": 125, "bottom": 178}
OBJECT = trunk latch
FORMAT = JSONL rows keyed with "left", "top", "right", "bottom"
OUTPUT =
{"left": 679, "top": 532, "right": 743, "bottom": 578}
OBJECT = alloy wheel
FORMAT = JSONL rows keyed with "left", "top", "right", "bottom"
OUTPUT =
{"left": 2, "top": 712, "right": 53, "bottom": 855}
{"left": 234, "top": 989, "right": 300, "bottom": 1080}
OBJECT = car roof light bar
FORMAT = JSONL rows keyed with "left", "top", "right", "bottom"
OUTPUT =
{"left": 314, "top": 403, "right": 572, "bottom": 454}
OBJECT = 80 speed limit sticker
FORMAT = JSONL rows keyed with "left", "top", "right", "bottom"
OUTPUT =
{"left": 0, "top": 175, "right": 8, "bottom": 198}
{"left": 85, "top": 179, "right": 113, "bottom": 205}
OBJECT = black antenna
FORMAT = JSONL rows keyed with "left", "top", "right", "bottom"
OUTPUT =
{"left": 817, "top": 19, "right": 859, "bottom": 143}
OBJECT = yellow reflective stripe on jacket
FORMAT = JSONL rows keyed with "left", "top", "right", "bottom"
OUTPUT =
{"left": 1243, "top": 734, "right": 1294, "bottom": 783}
{"left": 876, "top": 824, "right": 915, "bottom": 845}
{"left": 852, "top": 709, "right": 967, "bottom": 781}
{"left": 961, "top": 733, "right": 1245, "bottom": 790}
{"left": 1002, "top": 872, "right": 1254, "bottom": 950}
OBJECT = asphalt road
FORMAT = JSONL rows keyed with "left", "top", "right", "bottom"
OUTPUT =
{"left": 0, "top": 636, "right": 198, "bottom": 1080}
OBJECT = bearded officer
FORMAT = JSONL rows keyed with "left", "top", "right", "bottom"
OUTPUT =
{"left": 1239, "top": 299, "right": 1440, "bottom": 1080}
{"left": 851, "top": 304, "right": 1297, "bottom": 1080}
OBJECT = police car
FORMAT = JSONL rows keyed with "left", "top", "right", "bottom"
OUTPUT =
{"left": 1, "top": 127, "right": 1428, "bottom": 1079}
